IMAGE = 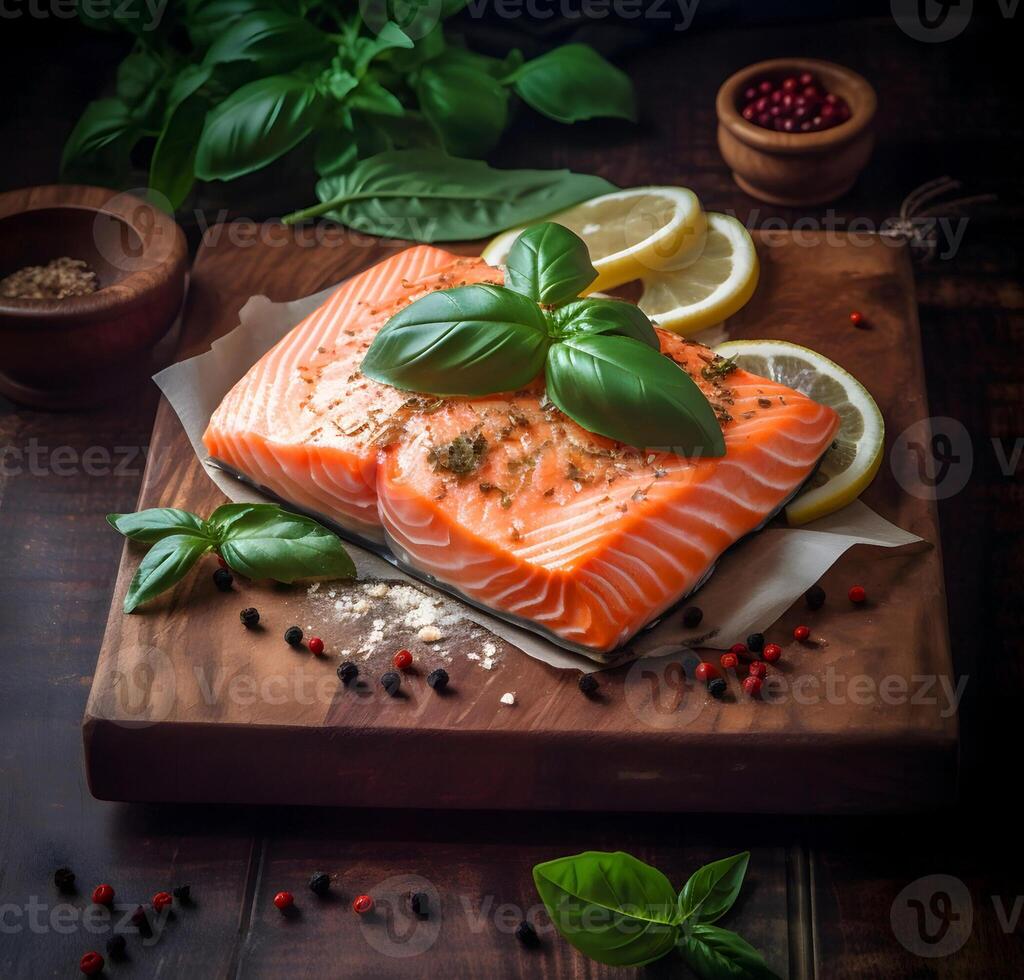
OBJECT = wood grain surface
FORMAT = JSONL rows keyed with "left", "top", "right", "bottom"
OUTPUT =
{"left": 84, "top": 227, "right": 956, "bottom": 813}
{"left": 2, "top": 10, "right": 1022, "bottom": 979}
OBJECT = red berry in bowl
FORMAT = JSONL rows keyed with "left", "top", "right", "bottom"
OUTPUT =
{"left": 742, "top": 104, "right": 756, "bottom": 121}
{"left": 759, "top": 80, "right": 773, "bottom": 94}
{"left": 744, "top": 85, "right": 758, "bottom": 101}
{"left": 782, "top": 76, "right": 798, "bottom": 92}
{"left": 799, "top": 71, "right": 814, "bottom": 86}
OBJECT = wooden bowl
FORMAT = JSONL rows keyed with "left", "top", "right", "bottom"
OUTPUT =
{"left": 716, "top": 58, "right": 877, "bottom": 206}
{"left": 0, "top": 185, "right": 187, "bottom": 409}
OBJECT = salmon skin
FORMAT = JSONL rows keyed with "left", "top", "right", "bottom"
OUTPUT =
{"left": 204, "top": 246, "right": 839, "bottom": 655}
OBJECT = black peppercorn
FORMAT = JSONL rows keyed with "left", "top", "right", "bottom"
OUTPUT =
{"left": 284, "top": 625, "right": 303, "bottom": 646}
{"left": 708, "top": 677, "right": 727, "bottom": 699}
{"left": 213, "top": 568, "right": 233, "bottom": 592}
{"left": 682, "top": 605, "right": 703, "bottom": 629}
{"left": 105, "top": 934, "right": 127, "bottom": 958}
{"left": 309, "top": 871, "right": 330, "bottom": 896}
{"left": 172, "top": 884, "right": 191, "bottom": 903}
{"left": 337, "top": 661, "right": 359, "bottom": 684}
{"left": 578, "top": 674, "right": 599, "bottom": 696}
{"left": 746, "top": 632, "right": 765, "bottom": 654}
{"left": 53, "top": 867, "right": 76, "bottom": 893}
{"left": 515, "top": 920, "right": 540, "bottom": 946}
{"left": 805, "top": 584, "right": 826, "bottom": 610}
{"left": 240, "top": 607, "right": 260, "bottom": 628}
{"left": 426, "top": 667, "right": 449, "bottom": 691}
{"left": 410, "top": 892, "right": 429, "bottom": 918}
{"left": 381, "top": 671, "right": 401, "bottom": 696}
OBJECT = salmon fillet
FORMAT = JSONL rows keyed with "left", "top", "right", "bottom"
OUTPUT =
{"left": 205, "top": 246, "right": 840, "bottom": 654}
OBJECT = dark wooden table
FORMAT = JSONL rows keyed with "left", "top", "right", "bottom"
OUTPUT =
{"left": 2, "top": 11, "right": 1022, "bottom": 978}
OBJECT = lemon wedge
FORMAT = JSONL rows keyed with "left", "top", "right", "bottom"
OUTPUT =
{"left": 638, "top": 212, "right": 759, "bottom": 335}
{"left": 714, "top": 339, "right": 885, "bottom": 525}
{"left": 480, "top": 186, "right": 708, "bottom": 293}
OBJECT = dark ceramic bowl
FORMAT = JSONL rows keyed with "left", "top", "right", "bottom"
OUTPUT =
{"left": 0, "top": 185, "right": 188, "bottom": 409}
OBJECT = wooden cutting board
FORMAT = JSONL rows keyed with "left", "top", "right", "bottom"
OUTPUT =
{"left": 84, "top": 225, "right": 957, "bottom": 813}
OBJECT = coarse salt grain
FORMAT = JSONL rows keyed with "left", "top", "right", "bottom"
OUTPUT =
{"left": 500, "top": 692, "right": 516, "bottom": 706}
{"left": 366, "top": 582, "right": 389, "bottom": 598}
{"left": 417, "top": 625, "right": 442, "bottom": 642}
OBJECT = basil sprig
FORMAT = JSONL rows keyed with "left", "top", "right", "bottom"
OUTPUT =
{"left": 108, "top": 503, "right": 355, "bottom": 613}
{"left": 533, "top": 850, "right": 777, "bottom": 978}
{"left": 361, "top": 223, "right": 725, "bottom": 454}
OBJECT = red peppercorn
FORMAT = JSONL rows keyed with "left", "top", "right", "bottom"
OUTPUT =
{"left": 152, "top": 891, "right": 173, "bottom": 912}
{"left": 762, "top": 643, "right": 782, "bottom": 663}
{"left": 758, "top": 80, "right": 773, "bottom": 94}
{"left": 849, "top": 585, "right": 867, "bottom": 604}
{"left": 308, "top": 636, "right": 325, "bottom": 656}
{"left": 748, "top": 661, "right": 768, "bottom": 678}
{"left": 720, "top": 652, "right": 739, "bottom": 671}
{"left": 743, "top": 85, "right": 758, "bottom": 101}
{"left": 392, "top": 648, "right": 413, "bottom": 670}
{"left": 217, "top": 555, "right": 228, "bottom": 569}
{"left": 782, "top": 76, "right": 798, "bottom": 92}
{"left": 91, "top": 884, "right": 114, "bottom": 906}
{"left": 849, "top": 310, "right": 863, "bottom": 327}
{"left": 798, "top": 71, "right": 814, "bottom": 86}
{"left": 695, "top": 662, "right": 719, "bottom": 683}
{"left": 353, "top": 894, "right": 374, "bottom": 914}
{"left": 273, "top": 891, "right": 294, "bottom": 911}
{"left": 743, "top": 675, "right": 763, "bottom": 697}
{"left": 742, "top": 104, "right": 756, "bottom": 121}
{"left": 730, "top": 643, "right": 747, "bottom": 656}
{"left": 80, "top": 952, "right": 104, "bottom": 976}
{"left": 794, "top": 625, "right": 811, "bottom": 642}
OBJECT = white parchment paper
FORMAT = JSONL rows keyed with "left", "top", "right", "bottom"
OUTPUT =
{"left": 154, "top": 280, "right": 923, "bottom": 672}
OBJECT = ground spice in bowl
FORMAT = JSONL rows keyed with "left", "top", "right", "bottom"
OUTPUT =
{"left": 0, "top": 257, "right": 98, "bottom": 299}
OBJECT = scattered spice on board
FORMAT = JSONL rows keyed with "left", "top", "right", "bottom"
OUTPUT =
{"left": 1, "top": 257, "right": 98, "bottom": 299}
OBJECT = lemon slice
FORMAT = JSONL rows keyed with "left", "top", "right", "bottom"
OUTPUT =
{"left": 714, "top": 339, "right": 885, "bottom": 526}
{"left": 638, "top": 212, "right": 759, "bottom": 336}
{"left": 480, "top": 187, "right": 708, "bottom": 293}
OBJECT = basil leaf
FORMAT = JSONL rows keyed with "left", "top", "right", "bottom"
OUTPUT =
{"left": 218, "top": 510, "right": 356, "bottom": 583}
{"left": 284, "top": 150, "right": 616, "bottom": 242}
{"left": 546, "top": 334, "right": 725, "bottom": 454}
{"left": 185, "top": 0, "right": 289, "bottom": 50}
{"left": 533, "top": 851, "right": 680, "bottom": 968}
{"left": 348, "top": 77, "right": 405, "bottom": 118}
{"left": 108, "top": 509, "right": 210, "bottom": 544}
{"left": 351, "top": 22, "right": 414, "bottom": 75}
{"left": 553, "top": 299, "right": 659, "bottom": 349}
{"left": 123, "top": 534, "right": 212, "bottom": 613}
{"left": 509, "top": 44, "right": 636, "bottom": 124}
{"left": 60, "top": 98, "right": 137, "bottom": 177}
{"left": 150, "top": 94, "right": 208, "bottom": 210}
{"left": 678, "top": 852, "right": 750, "bottom": 925}
{"left": 361, "top": 284, "right": 549, "bottom": 396}
{"left": 678, "top": 924, "right": 778, "bottom": 980}
{"left": 116, "top": 52, "right": 163, "bottom": 111}
{"left": 417, "top": 61, "right": 508, "bottom": 158}
{"left": 505, "top": 223, "right": 597, "bottom": 305}
{"left": 196, "top": 75, "right": 322, "bottom": 181}
{"left": 206, "top": 503, "right": 283, "bottom": 537}
{"left": 202, "top": 11, "right": 332, "bottom": 75}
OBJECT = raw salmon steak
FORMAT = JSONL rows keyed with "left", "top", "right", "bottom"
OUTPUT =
{"left": 205, "top": 246, "right": 839, "bottom": 655}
